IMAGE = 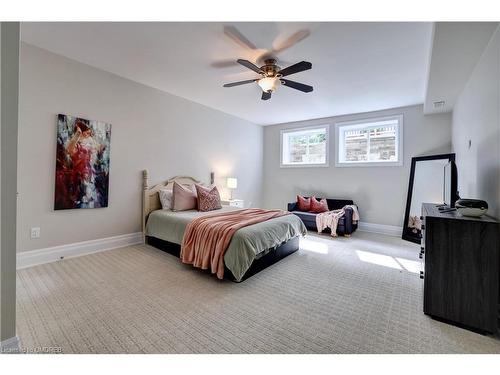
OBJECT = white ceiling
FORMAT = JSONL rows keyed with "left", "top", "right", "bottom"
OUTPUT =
{"left": 424, "top": 22, "right": 498, "bottom": 114}
{"left": 21, "top": 22, "right": 433, "bottom": 125}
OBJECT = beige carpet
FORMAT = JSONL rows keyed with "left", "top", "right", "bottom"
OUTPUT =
{"left": 16, "top": 231, "right": 500, "bottom": 353}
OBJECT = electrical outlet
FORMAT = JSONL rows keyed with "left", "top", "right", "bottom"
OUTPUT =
{"left": 30, "top": 227, "right": 40, "bottom": 239}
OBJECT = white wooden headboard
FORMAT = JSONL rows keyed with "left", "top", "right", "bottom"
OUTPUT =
{"left": 142, "top": 169, "right": 211, "bottom": 240}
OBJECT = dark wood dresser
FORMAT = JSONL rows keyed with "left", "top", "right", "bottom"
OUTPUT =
{"left": 420, "top": 203, "right": 500, "bottom": 333}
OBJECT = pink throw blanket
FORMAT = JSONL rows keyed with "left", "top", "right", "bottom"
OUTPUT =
{"left": 316, "top": 205, "right": 360, "bottom": 237}
{"left": 180, "top": 208, "right": 289, "bottom": 279}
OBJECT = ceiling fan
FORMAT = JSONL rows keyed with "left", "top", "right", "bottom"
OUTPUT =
{"left": 223, "top": 58, "right": 313, "bottom": 100}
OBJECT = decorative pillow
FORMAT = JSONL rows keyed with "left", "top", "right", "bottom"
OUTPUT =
{"left": 172, "top": 182, "right": 197, "bottom": 211}
{"left": 310, "top": 197, "right": 329, "bottom": 213}
{"left": 195, "top": 184, "right": 222, "bottom": 212}
{"left": 158, "top": 189, "right": 173, "bottom": 210}
{"left": 296, "top": 195, "right": 311, "bottom": 212}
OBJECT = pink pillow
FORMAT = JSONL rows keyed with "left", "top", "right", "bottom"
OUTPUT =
{"left": 195, "top": 184, "right": 222, "bottom": 212}
{"left": 310, "top": 197, "right": 329, "bottom": 213}
{"left": 172, "top": 182, "right": 197, "bottom": 211}
{"left": 296, "top": 195, "right": 311, "bottom": 212}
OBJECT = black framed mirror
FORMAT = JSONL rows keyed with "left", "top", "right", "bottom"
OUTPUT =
{"left": 402, "top": 153, "right": 456, "bottom": 244}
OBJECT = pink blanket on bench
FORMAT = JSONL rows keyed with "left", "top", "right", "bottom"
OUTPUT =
{"left": 180, "top": 208, "right": 289, "bottom": 279}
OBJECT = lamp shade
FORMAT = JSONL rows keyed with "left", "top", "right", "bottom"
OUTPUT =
{"left": 227, "top": 177, "right": 238, "bottom": 189}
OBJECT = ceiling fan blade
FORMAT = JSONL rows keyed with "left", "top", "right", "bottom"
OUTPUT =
{"left": 272, "top": 29, "right": 310, "bottom": 54}
{"left": 224, "top": 26, "right": 257, "bottom": 50}
{"left": 261, "top": 91, "right": 272, "bottom": 100}
{"left": 223, "top": 79, "right": 257, "bottom": 87}
{"left": 277, "top": 61, "right": 312, "bottom": 77}
{"left": 211, "top": 59, "right": 239, "bottom": 68}
{"left": 281, "top": 79, "right": 313, "bottom": 93}
{"left": 237, "top": 59, "right": 264, "bottom": 74}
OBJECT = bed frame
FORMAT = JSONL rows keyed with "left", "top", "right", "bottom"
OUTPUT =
{"left": 141, "top": 169, "right": 300, "bottom": 281}
{"left": 146, "top": 236, "right": 299, "bottom": 282}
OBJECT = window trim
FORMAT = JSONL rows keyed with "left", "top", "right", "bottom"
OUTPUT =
{"left": 280, "top": 124, "right": 330, "bottom": 168}
{"left": 334, "top": 114, "right": 403, "bottom": 167}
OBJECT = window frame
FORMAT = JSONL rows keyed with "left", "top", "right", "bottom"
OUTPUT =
{"left": 334, "top": 114, "right": 404, "bottom": 167}
{"left": 280, "top": 124, "right": 330, "bottom": 168}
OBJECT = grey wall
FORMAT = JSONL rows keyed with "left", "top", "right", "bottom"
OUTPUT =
{"left": 17, "top": 43, "right": 263, "bottom": 252}
{"left": 452, "top": 25, "right": 500, "bottom": 219}
{"left": 263, "top": 105, "right": 452, "bottom": 227}
{"left": 1, "top": 22, "right": 20, "bottom": 343}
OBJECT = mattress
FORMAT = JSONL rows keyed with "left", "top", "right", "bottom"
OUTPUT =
{"left": 145, "top": 207, "right": 307, "bottom": 281}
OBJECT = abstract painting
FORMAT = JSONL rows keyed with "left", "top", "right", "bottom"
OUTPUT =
{"left": 54, "top": 114, "right": 111, "bottom": 210}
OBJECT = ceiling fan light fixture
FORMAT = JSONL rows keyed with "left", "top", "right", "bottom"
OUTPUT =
{"left": 258, "top": 77, "right": 280, "bottom": 93}
{"left": 223, "top": 59, "right": 313, "bottom": 99}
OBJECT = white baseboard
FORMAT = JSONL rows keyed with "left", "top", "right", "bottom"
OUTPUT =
{"left": 1, "top": 335, "right": 21, "bottom": 353}
{"left": 358, "top": 221, "right": 402, "bottom": 237}
{"left": 17, "top": 232, "right": 143, "bottom": 270}
{"left": 15, "top": 223, "right": 401, "bottom": 269}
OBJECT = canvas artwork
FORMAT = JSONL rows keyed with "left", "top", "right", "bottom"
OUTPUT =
{"left": 54, "top": 114, "right": 111, "bottom": 210}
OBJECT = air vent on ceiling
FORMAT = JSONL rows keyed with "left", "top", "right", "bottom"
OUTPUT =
{"left": 433, "top": 100, "right": 445, "bottom": 109}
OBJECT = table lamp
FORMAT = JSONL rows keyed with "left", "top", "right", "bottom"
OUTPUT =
{"left": 227, "top": 177, "right": 237, "bottom": 200}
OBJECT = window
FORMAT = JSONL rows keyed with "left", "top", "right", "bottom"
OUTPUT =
{"left": 335, "top": 115, "right": 403, "bottom": 167}
{"left": 281, "top": 126, "right": 329, "bottom": 167}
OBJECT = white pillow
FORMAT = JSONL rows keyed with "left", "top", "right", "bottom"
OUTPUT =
{"left": 158, "top": 189, "right": 173, "bottom": 210}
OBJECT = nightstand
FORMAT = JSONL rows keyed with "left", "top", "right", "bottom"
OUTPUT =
{"left": 222, "top": 199, "right": 244, "bottom": 208}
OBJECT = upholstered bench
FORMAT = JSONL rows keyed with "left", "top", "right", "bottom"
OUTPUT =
{"left": 287, "top": 198, "right": 358, "bottom": 236}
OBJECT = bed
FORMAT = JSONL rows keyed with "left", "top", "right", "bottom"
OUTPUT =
{"left": 141, "top": 170, "right": 306, "bottom": 282}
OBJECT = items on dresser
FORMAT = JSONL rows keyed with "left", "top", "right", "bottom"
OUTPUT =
{"left": 455, "top": 199, "right": 488, "bottom": 217}
{"left": 420, "top": 203, "right": 499, "bottom": 333}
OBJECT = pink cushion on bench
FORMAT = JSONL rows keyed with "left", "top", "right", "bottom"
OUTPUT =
{"left": 296, "top": 195, "right": 311, "bottom": 211}
{"left": 310, "top": 197, "right": 329, "bottom": 213}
